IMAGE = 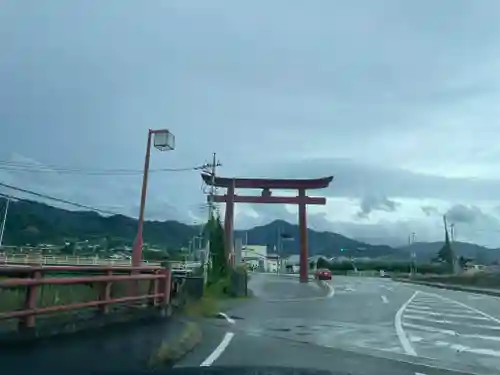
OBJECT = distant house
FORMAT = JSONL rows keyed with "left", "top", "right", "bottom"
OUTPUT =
{"left": 285, "top": 254, "right": 300, "bottom": 265}
{"left": 266, "top": 253, "right": 280, "bottom": 273}
{"left": 285, "top": 254, "right": 329, "bottom": 272}
{"left": 242, "top": 245, "right": 267, "bottom": 270}
{"left": 285, "top": 254, "right": 300, "bottom": 273}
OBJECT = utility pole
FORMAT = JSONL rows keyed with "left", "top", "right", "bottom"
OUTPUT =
{"left": 408, "top": 232, "right": 416, "bottom": 275}
{"left": 0, "top": 197, "right": 10, "bottom": 248}
{"left": 202, "top": 152, "right": 222, "bottom": 285}
{"left": 411, "top": 232, "right": 417, "bottom": 275}
{"left": 443, "top": 215, "right": 457, "bottom": 274}
{"left": 205, "top": 152, "right": 222, "bottom": 221}
{"left": 450, "top": 223, "right": 458, "bottom": 273}
{"left": 277, "top": 226, "right": 282, "bottom": 274}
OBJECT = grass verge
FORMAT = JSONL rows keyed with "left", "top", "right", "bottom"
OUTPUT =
{"left": 182, "top": 275, "right": 251, "bottom": 318}
{"left": 149, "top": 321, "right": 202, "bottom": 368}
{"left": 182, "top": 277, "right": 229, "bottom": 318}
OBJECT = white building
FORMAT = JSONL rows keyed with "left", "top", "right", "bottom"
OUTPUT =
{"left": 266, "top": 253, "right": 280, "bottom": 273}
{"left": 242, "top": 245, "right": 267, "bottom": 270}
{"left": 285, "top": 254, "right": 300, "bottom": 273}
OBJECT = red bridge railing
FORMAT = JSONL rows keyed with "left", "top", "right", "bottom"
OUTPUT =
{"left": 0, "top": 265, "right": 176, "bottom": 330}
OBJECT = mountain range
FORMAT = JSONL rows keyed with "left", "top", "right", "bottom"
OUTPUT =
{"left": 2, "top": 198, "right": 500, "bottom": 264}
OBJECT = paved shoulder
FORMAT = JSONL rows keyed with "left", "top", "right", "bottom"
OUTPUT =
{"left": 183, "top": 322, "right": 482, "bottom": 375}
{"left": 181, "top": 275, "right": 495, "bottom": 375}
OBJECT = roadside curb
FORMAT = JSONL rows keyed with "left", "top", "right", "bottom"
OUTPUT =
{"left": 148, "top": 320, "right": 202, "bottom": 368}
{"left": 393, "top": 278, "right": 500, "bottom": 297}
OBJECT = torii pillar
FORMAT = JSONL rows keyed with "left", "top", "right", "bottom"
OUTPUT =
{"left": 201, "top": 174, "right": 334, "bottom": 283}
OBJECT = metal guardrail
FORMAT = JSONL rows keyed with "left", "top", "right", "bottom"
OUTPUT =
{"left": 0, "top": 254, "right": 202, "bottom": 270}
{"left": 0, "top": 254, "right": 159, "bottom": 267}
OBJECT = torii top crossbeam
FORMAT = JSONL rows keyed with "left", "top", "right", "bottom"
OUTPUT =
{"left": 201, "top": 174, "right": 334, "bottom": 190}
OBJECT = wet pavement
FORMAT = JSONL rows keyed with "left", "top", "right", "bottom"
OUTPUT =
{"left": 0, "top": 316, "right": 185, "bottom": 373}
{"left": 3, "top": 273, "right": 500, "bottom": 375}
{"left": 180, "top": 273, "right": 500, "bottom": 375}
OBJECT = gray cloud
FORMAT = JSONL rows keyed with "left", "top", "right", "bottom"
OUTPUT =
{"left": 445, "top": 204, "right": 496, "bottom": 225}
{"left": 421, "top": 205, "right": 440, "bottom": 217}
{"left": 3, "top": 1, "right": 500, "bottom": 246}
{"left": 245, "top": 158, "right": 500, "bottom": 202}
{"left": 357, "top": 194, "right": 400, "bottom": 219}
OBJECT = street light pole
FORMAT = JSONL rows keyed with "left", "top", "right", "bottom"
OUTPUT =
{"left": 132, "top": 129, "right": 175, "bottom": 267}
{"left": 0, "top": 197, "right": 10, "bottom": 248}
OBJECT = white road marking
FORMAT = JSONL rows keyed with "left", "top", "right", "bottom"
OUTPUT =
{"left": 395, "top": 290, "right": 418, "bottom": 356}
{"left": 433, "top": 341, "right": 500, "bottom": 358}
{"left": 449, "top": 344, "right": 500, "bottom": 358}
{"left": 404, "top": 309, "right": 490, "bottom": 320}
{"left": 200, "top": 332, "right": 235, "bottom": 367}
{"left": 408, "top": 304, "right": 478, "bottom": 315}
{"left": 322, "top": 280, "right": 335, "bottom": 298}
{"left": 404, "top": 322, "right": 500, "bottom": 342}
{"left": 409, "top": 335, "right": 424, "bottom": 342}
{"left": 405, "top": 305, "right": 431, "bottom": 310}
{"left": 345, "top": 286, "right": 355, "bottom": 292}
{"left": 403, "top": 322, "right": 457, "bottom": 336}
{"left": 404, "top": 314, "right": 500, "bottom": 329}
{"left": 381, "top": 295, "right": 388, "bottom": 303}
{"left": 217, "top": 312, "right": 235, "bottom": 324}
{"left": 421, "top": 291, "right": 500, "bottom": 325}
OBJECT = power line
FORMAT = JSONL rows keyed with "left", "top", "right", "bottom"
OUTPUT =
{"left": 0, "top": 160, "right": 208, "bottom": 175}
{"left": 0, "top": 181, "right": 119, "bottom": 216}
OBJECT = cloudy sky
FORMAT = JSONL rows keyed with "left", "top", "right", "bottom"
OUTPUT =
{"left": 2, "top": 0, "right": 500, "bottom": 247}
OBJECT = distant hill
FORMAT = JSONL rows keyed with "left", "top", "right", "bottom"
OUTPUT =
{"left": 397, "top": 242, "right": 500, "bottom": 264}
{"left": 235, "top": 220, "right": 399, "bottom": 259}
{"left": 2, "top": 199, "right": 499, "bottom": 264}
{"left": 1, "top": 199, "right": 198, "bottom": 249}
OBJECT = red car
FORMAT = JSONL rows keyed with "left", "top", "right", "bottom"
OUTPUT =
{"left": 314, "top": 268, "right": 332, "bottom": 280}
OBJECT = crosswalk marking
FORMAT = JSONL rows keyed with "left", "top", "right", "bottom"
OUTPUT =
{"left": 404, "top": 308, "right": 491, "bottom": 320}
{"left": 398, "top": 290, "right": 500, "bottom": 362}
{"left": 404, "top": 314, "right": 500, "bottom": 330}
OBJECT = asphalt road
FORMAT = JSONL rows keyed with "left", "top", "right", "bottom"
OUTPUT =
{"left": 179, "top": 273, "right": 500, "bottom": 375}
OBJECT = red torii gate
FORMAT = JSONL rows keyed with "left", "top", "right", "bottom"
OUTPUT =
{"left": 201, "top": 174, "right": 334, "bottom": 283}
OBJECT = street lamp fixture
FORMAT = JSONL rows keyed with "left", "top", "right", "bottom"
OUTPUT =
{"left": 132, "top": 129, "right": 175, "bottom": 267}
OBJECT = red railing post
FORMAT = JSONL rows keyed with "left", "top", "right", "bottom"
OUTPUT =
{"left": 0, "top": 265, "right": 166, "bottom": 328}
{"left": 98, "top": 270, "right": 113, "bottom": 315}
{"left": 164, "top": 267, "right": 172, "bottom": 306}
{"left": 148, "top": 269, "right": 160, "bottom": 307}
{"left": 158, "top": 266, "right": 172, "bottom": 316}
{"left": 18, "top": 270, "right": 41, "bottom": 330}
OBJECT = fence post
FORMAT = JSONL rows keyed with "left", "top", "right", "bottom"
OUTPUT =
{"left": 148, "top": 269, "right": 160, "bottom": 307}
{"left": 18, "top": 270, "right": 42, "bottom": 330}
{"left": 98, "top": 269, "right": 113, "bottom": 315}
{"left": 158, "top": 265, "right": 172, "bottom": 316}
